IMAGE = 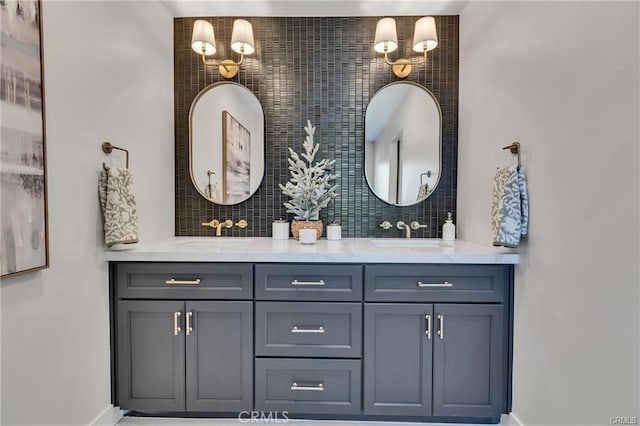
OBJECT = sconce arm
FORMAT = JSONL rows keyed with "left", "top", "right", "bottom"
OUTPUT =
{"left": 199, "top": 51, "right": 245, "bottom": 68}
{"left": 383, "top": 49, "right": 428, "bottom": 67}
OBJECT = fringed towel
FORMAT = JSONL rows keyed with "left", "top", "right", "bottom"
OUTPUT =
{"left": 99, "top": 166, "right": 139, "bottom": 247}
{"left": 491, "top": 165, "right": 528, "bottom": 248}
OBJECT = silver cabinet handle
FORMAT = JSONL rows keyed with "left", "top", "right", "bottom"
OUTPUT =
{"left": 417, "top": 281, "right": 453, "bottom": 288}
{"left": 437, "top": 314, "right": 444, "bottom": 339}
{"left": 186, "top": 311, "right": 193, "bottom": 336}
{"left": 166, "top": 278, "right": 201, "bottom": 285}
{"left": 291, "top": 326, "right": 325, "bottom": 334}
{"left": 291, "top": 382, "right": 324, "bottom": 391}
{"left": 425, "top": 314, "right": 431, "bottom": 339}
{"left": 173, "top": 311, "right": 182, "bottom": 336}
{"left": 291, "top": 279, "right": 325, "bottom": 286}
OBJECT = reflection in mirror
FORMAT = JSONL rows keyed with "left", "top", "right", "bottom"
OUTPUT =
{"left": 364, "top": 82, "right": 441, "bottom": 206}
{"left": 190, "top": 82, "right": 264, "bottom": 205}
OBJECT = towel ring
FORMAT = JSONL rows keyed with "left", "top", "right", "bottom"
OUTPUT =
{"left": 102, "top": 142, "right": 129, "bottom": 170}
{"left": 502, "top": 142, "right": 521, "bottom": 168}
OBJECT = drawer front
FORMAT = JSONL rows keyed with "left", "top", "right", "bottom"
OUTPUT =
{"left": 255, "top": 264, "right": 362, "bottom": 301}
{"left": 255, "top": 302, "right": 362, "bottom": 358}
{"left": 255, "top": 358, "right": 361, "bottom": 414}
{"left": 365, "top": 265, "right": 508, "bottom": 303}
{"left": 116, "top": 263, "right": 253, "bottom": 299}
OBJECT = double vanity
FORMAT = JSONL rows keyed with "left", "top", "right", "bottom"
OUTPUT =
{"left": 107, "top": 237, "right": 517, "bottom": 423}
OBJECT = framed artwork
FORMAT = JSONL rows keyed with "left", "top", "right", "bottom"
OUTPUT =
{"left": 1, "top": 0, "right": 49, "bottom": 278}
{"left": 222, "top": 110, "right": 251, "bottom": 204}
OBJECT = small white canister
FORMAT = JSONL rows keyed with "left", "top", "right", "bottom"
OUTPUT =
{"left": 326, "top": 222, "right": 342, "bottom": 241}
{"left": 272, "top": 219, "right": 290, "bottom": 240}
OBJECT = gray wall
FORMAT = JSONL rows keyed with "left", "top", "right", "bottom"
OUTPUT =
{"left": 458, "top": 2, "right": 639, "bottom": 424}
{"left": 174, "top": 16, "right": 459, "bottom": 238}
{"left": 0, "top": 2, "right": 174, "bottom": 424}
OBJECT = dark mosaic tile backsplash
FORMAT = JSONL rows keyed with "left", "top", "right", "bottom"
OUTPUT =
{"left": 174, "top": 16, "right": 458, "bottom": 237}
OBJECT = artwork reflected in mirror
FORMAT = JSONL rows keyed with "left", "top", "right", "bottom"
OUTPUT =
{"left": 222, "top": 111, "right": 251, "bottom": 204}
{"left": 364, "top": 82, "right": 442, "bottom": 206}
{"left": 190, "top": 82, "right": 264, "bottom": 205}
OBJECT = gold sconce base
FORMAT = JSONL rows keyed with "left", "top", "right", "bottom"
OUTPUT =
{"left": 392, "top": 59, "right": 413, "bottom": 78}
{"left": 218, "top": 59, "right": 239, "bottom": 79}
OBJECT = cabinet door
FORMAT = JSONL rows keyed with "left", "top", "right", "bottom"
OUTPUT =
{"left": 363, "top": 303, "right": 433, "bottom": 416}
{"left": 186, "top": 301, "right": 253, "bottom": 411}
{"left": 433, "top": 304, "right": 504, "bottom": 417}
{"left": 117, "top": 301, "right": 185, "bottom": 411}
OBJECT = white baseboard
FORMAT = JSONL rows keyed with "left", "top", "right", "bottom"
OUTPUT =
{"left": 90, "top": 405, "right": 124, "bottom": 426}
{"left": 501, "top": 412, "right": 524, "bottom": 426}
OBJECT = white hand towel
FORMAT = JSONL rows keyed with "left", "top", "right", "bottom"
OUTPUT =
{"left": 491, "top": 165, "right": 529, "bottom": 248}
{"left": 98, "top": 167, "right": 139, "bottom": 247}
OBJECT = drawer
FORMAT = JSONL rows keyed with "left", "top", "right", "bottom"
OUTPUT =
{"left": 364, "top": 264, "right": 508, "bottom": 303}
{"left": 255, "top": 264, "right": 362, "bottom": 301}
{"left": 255, "top": 302, "right": 362, "bottom": 358}
{"left": 255, "top": 358, "right": 361, "bottom": 414}
{"left": 115, "top": 263, "right": 253, "bottom": 299}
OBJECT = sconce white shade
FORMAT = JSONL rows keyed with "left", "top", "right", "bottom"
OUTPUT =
{"left": 374, "top": 17, "right": 398, "bottom": 53}
{"left": 231, "top": 19, "right": 255, "bottom": 55}
{"left": 412, "top": 16, "right": 438, "bottom": 52}
{"left": 191, "top": 20, "right": 216, "bottom": 55}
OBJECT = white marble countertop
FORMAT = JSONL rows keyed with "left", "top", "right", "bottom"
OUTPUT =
{"left": 104, "top": 237, "right": 518, "bottom": 264}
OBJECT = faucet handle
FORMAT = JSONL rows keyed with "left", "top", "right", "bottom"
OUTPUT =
{"left": 221, "top": 219, "right": 233, "bottom": 228}
{"left": 202, "top": 219, "right": 220, "bottom": 228}
{"left": 235, "top": 219, "right": 248, "bottom": 229}
{"left": 380, "top": 221, "right": 392, "bottom": 230}
{"left": 410, "top": 221, "right": 428, "bottom": 230}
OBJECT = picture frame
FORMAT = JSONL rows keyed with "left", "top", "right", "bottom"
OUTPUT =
{"left": 1, "top": 0, "right": 49, "bottom": 278}
{"left": 221, "top": 110, "right": 251, "bottom": 204}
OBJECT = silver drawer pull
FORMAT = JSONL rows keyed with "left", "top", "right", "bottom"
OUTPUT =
{"left": 291, "top": 279, "right": 325, "bottom": 286}
{"left": 166, "top": 278, "right": 201, "bottom": 285}
{"left": 291, "top": 326, "right": 325, "bottom": 334}
{"left": 291, "top": 382, "right": 324, "bottom": 391}
{"left": 417, "top": 281, "right": 453, "bottom": 288}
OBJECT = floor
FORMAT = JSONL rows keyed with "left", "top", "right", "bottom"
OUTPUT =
{"left": 117, "top": 416, "right": 509, "bottom": 426}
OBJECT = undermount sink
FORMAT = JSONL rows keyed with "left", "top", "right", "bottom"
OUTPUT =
{"left": 370, "top": 239, "right": 445, "bottom": 248}
{"left": 176, "top": 237, "right": 256, "bottom": 247}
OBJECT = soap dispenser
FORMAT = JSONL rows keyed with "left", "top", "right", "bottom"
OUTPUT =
{"left": 442, "top": 212, "right": 456, "bottom": 241}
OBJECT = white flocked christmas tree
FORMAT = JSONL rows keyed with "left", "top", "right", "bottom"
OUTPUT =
{"left": 279, "top": 120, "right": 338, "bottom": 221}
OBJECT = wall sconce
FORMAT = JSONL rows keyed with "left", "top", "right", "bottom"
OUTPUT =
{"left": 374, "top": 16, "right": 438, "bottom": 79}
{"left": 191, "top": 19, "right": 255, "bottom": 79}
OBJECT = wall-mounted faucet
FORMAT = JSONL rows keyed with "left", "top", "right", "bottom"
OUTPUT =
{"left": 201, "top": 219, "right": 248, "bottom": 236}
{"left": 396, "top": 220, "right": 428, "bottom": 238}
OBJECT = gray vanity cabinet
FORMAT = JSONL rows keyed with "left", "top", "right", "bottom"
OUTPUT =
{"left": 113, "top": 262, "right": 253, "bottom": 413}
{"left": 111, "top": 261, "right": 513, "bottom": 422}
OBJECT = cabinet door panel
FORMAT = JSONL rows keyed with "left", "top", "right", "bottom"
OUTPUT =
{"left": 433, "top": 304, "right": 504, "bottom": 417}
{"left": 186, "top": 301, "right": 253, "bottom": 411}
{"left": 363, "top": 303, "right": 433, "bottom": 416}
{"left": 117, "top": 301, "right": 185, "bottom": 411}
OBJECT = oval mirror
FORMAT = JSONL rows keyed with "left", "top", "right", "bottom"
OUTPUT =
{"left": 364, "top": 82, "right": 442, "bottom": 206}
{"left": 190, "top": 82, "right": 264, "bottom": 205}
